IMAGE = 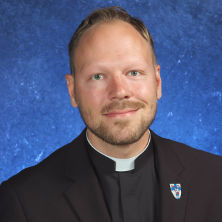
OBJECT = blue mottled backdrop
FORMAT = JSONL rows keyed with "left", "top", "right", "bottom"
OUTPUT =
{"left": 0, "top": 0, "right": 222, "bottom": 183}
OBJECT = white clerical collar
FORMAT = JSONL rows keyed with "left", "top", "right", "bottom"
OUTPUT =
{"left": 86, "top": 131, "right": 151, "bottom": 172}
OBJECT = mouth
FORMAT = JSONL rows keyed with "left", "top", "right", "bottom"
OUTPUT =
{"left": 103, "top": 109, "right": 138, "bottom": 118}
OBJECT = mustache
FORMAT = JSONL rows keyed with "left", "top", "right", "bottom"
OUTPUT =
{"left": 102, "top": 100, "right": 145, "bottom": 113}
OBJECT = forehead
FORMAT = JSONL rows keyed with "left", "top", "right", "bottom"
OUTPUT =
{"left": 74, "top": 20, "right": 153, "bottom": 71}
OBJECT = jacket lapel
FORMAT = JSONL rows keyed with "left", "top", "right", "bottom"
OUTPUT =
{"left": 63, "top": 130, "right": 111, "bottom": 222}
{"left": 64, "top": 175, "right": 111, "bottom": 222}
{"left": 151, "top": 131, "right": 190, "bottom": 222}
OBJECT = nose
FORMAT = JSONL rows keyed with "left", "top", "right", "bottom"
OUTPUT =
{"left": 108, "top": 74, "right": 130, "bottom": 100}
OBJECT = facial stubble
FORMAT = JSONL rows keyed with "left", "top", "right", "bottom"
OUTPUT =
{"left": 77, "top": 98, "right": 157, "bottom": 146}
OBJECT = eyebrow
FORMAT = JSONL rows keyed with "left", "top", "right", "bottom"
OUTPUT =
{"left": 78, "top": 58, "right": 151, "bottom": 73}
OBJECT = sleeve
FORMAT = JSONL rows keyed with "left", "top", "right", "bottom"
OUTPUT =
{"left": 0, "top": 181, "right": 27, "bottom": 222}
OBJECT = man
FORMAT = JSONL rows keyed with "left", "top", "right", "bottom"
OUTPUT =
{"left": 0, "top": 6, "right": 222, "bottom": 222}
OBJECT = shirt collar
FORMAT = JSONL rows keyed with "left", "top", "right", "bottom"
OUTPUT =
{"left": 86, "top": 131, "right": 152, "bottom": 172}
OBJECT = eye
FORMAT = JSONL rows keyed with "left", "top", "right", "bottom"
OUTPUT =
{"left": 128, "top": 70, "right": 140, "bottom": 77}
{"left": 92, "top": 73, "right": 104, "bottom": 80}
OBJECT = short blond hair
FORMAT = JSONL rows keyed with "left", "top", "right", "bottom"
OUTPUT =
{"left": 69, "top": 6, "right": 157, "bottom": 75}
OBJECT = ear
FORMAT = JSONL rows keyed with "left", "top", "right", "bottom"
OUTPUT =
{"left": 155, "top": 65, "right": 162, "bottom": 100}
{"left": 65, "top": 74, "right": 78, "bottom": 107}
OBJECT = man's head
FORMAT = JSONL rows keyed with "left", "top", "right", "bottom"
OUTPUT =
{"left": 66, "top": 6, "right": 161, "bottom": 147}
{"left": 69, "top": 6, "right": 157, "bottom": 76}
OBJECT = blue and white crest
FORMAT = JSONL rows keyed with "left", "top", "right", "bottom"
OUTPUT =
{"left": 169, "top": 183, "right": 182, "bottom": 200}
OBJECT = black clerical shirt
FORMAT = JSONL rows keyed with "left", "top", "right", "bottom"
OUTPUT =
{"left": 87, "top": 137, "right": 159, "bottom": 222}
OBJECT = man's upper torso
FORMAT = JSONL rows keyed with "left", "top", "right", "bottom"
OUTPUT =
{"left": 1, "top": 129, "right": 222, "bottom": 222}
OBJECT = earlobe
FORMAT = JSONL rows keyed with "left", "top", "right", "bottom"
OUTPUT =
{"left": 65, "top": 74, "right": 78, "bottom": 107}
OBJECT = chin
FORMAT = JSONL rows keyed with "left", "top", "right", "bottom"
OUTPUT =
{"left": 92, "top": 124, "right": 149, "bottom": 146}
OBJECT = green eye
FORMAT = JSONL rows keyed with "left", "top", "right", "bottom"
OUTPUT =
{"left": 129, "top": 71, "right": 140, "bottom": 76}
{"left": 92, "top": 74, "right": 104, "bottom": 80}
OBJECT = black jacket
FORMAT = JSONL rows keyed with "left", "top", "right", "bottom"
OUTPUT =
{"left": 1, "top": 129, "right": 222, "bottom": 222}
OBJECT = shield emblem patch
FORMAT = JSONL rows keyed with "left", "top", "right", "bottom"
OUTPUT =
{"left": 169, "top": 183, "right": 182, "bottom": 200}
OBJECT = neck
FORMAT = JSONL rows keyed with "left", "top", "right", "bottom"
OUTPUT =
{"left": 86, "top": 128, "right": 150, "bottom": 159}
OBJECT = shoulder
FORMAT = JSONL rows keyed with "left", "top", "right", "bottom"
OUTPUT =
{"left": 0, "top": 130, "right": 87, "bottom": 220}
{"left": 151, "top": 130, "right": 222, "bottom": 171}
{"left": 1, "top": 129, "right": 86, "bottom": 190}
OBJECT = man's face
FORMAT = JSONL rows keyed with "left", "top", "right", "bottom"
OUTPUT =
{"left": 66, "top": 20, "right": 161, "bottom": 145}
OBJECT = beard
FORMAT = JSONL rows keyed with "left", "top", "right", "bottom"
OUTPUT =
{"left": 78, "top": 100, "right": 157, "bottom": 145}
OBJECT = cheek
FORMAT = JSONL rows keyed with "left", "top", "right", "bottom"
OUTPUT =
{"left": 132, "top": 80, "right": 156, "bottom": 101}
{"left": 77, "top": 85, "right": 106, "bottom": 108}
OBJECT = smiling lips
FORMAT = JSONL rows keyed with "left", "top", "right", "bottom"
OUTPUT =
{"left": 101, "top": 100, "right": 145, "bottom": 118}
{"left": 103, "top": 109, "right": 138, "bottom": 117}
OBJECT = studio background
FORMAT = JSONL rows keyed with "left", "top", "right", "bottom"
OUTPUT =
{"left": 0, "top": 0, "right": 221, "bottom": 183}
